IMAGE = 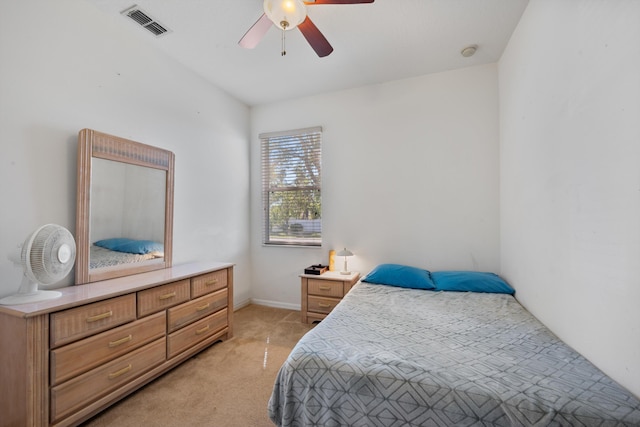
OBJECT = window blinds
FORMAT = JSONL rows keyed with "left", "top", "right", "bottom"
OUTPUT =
{"left": 260, "top": 126, "right": 322, "bottom": 246}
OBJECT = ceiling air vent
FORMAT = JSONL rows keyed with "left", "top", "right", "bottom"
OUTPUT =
{"left": 121, "top": 5, "right": 171, "bottom": 37}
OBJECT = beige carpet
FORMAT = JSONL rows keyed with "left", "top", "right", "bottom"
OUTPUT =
{"left": 81, "top": 305, "right": 314, "bottom": 427}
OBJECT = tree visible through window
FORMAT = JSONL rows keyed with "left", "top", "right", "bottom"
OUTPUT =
{"left": 260, "top": 127, "right": 322, "bottom": 246}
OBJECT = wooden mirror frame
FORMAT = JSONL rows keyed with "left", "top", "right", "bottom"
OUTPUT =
{"left": 75, "top": 129, "right": 174, "bottom": 284}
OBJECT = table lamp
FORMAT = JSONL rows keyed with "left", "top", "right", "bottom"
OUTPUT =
{"left": 337, "top": 248, "right": 353, "bottom": 275}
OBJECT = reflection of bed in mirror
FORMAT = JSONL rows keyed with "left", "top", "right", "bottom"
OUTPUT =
{"left": 89, "top": 155, "right": 166, "bottom": 272}
{"left": 89, "top": 245, "right": 155, "bottom": 268}
{"left": 89, "top": 244, "right": 163, "bottom": 269}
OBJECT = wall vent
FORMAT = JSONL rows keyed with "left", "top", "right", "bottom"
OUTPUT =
{"left": 121, "top": 5, "right": 171, "bottom": 37}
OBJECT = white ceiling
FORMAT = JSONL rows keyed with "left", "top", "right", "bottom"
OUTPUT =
{"left": 85, "top": 0, "right": 529, "bottom": 106}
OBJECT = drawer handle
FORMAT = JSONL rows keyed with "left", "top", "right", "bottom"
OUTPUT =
{"left": 108, "top": 334, "right": 133, "bottom": 348}
{"left": 319, "top": 286, "right": 332, "bottom": 291}
{"left": 159, "top": 292, "right": 177, "bottom": 300}
{"left": 318, "top": 302, "right": 331, "bottom": 308}
{"left": 205, "top": 279, "right": 219, "bottom": 286}
{"left": 196, "top": 325, "right": 210, "bottom": 335}
{"left": 196, "top": 303, "right": 210, "bottom": 312}
{"left": 86, "top": 311, "right": 113, "bottom": 323}
{"left": 108, "top": 364, "right": 132, "bottom": 380}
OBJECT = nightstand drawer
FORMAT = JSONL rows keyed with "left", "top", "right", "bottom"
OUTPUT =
{"left": 308, "top": 279, "right": 344, "bottom": 298}
{"left": 301, "top": 271, "right": 360, "bottom": 323}
{"left": 50, "top": 294, "right": 137, "bottom": 348}
{"left": 137, "top": 279, "right": 190, "bottom": 317}
{"left": 308, "top": 296, "right": 341, "bottom": 314}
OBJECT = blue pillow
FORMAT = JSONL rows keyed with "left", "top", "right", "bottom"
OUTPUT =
{"left": 431, "top": 271, "right": 515, "bottom": 295}
{"left": 362, "top": 264, "right": 436, "bottom": 290}
{"left": 94, "top": 238, "right": 135, "bottom": 251}
{"left": 111, "top": 239, "right": 164, "bottom": 255}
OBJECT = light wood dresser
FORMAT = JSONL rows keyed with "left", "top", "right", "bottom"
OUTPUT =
{"left": 300, "top": 271, "right": 359, "bottom": 323}
{"left": 0, "top": 261, "right": 233, "bottom": 427}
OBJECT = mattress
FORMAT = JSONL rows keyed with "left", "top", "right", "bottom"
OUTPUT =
{"left": 268, "top": 282, "right": 640, "bottom": 426}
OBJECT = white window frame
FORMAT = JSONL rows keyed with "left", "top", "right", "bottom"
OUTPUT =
{"left": 260, "top": 126, "right": 322, "bottom": 247}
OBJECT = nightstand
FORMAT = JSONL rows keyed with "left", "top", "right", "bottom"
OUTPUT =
{"left": 300, "top": 271, "right": 360, "bottom": 323}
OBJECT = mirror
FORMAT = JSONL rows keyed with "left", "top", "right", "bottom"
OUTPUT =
{"left": 75, "top": 129, "right": 174, "bottom": 284}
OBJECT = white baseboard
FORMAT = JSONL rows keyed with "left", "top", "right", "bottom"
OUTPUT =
{"left": 249, "top": 298, "right": 301, "bottom": 311}
{"left": 233, "top": 298, "right": 252, "bottom": 311}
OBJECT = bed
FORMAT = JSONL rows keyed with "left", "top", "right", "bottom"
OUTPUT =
{"left": 268, "top": 265, "right": 640, "bottom": 426}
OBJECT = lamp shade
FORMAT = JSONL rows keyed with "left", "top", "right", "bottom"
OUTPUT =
{"left": 264, "top": 0, "right": 307, "bottom": 30}
{"left": 337, "top": 248, "right": 353, "bottom": 257}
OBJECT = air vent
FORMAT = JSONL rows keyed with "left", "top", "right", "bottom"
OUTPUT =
{"left": 121, "top": 5, "right": 171, "bottom": 37}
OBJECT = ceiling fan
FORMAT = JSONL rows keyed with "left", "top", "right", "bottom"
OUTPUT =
{"left": 239, "top": 0, "right": 374, "bottom": 57}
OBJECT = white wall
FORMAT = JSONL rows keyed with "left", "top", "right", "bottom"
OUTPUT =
{"left": 250, "top": 64, "right": 500, "bottom": 308}
{"left": 0, "top": 0, "right": 252, "bottom": 305}
{"left": 499, "top": 0, "right": 640, "bottom": 397}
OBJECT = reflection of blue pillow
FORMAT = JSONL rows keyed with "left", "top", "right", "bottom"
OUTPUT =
{"left": 362, "top": 264, "right": 436, "bottom": 290}
{"left": 111, "top": 240, "right": 164, "bottom": 255}
{"left": 431, "top": 271, "right": 515, "bottom": 295}
{"left": 94, "top": 238, "right": 135, "bottom": 251}
{"left": 94, "top": 238, "right": 164, "bottom": 255}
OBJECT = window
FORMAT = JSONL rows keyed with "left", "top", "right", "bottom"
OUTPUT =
{"left": 260, "top": 126, "right": 322, "bottom": 246}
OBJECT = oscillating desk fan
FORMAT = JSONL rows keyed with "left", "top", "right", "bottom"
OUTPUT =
{"left": 0, "top": 224, "right": 76, "bottom": 305}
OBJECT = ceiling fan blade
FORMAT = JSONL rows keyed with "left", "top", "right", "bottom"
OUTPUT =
{"left": 304, "top": 0, "right": 374, "bottom": 4}
{"left": 298, "top": 16, "right": 333, "bottom": 57}
{"left": 238, "top": 13, "right": 272, "bottom": 49}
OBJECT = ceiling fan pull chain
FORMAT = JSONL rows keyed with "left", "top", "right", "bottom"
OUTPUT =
{"left": 281, "top": 28, "right": 286, "bottom": 56}
{"left": 280, "top": 20, "right": 289, "bottom": 56}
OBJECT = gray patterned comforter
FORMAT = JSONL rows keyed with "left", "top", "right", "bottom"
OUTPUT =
{"left": 268, "top": 282, "right": 640, "bottom": 426}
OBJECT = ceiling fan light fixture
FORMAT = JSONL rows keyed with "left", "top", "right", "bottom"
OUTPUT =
{"left": 264, "top": 0, "right": 307, "bottom": 30}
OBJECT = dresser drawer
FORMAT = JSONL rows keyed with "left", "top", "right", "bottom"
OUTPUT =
{"left": 308, "top": 296, "right": 341, "bottom": 314}
{"left": 308, "top": 279, "right": 344, "bottom": 298}
{"left": 167, "top": 308, "right": 228, "bottom": 359}
{"left": 50, "top": 294, "right": 137, "bottom": 348}
{"left": 137, "top": 279, "right": 190, "bottom": 317}
{"left": 167, "top": 288, "right": 228, "bottom": 333}
{"left": 191, "top": 269, "right": 228, "bottom": 298}
{"left": 50, "top": 337, "right": 166, "bottom": 423}
{"left": 51, "top": 311, "right": 166, "bottom": 386}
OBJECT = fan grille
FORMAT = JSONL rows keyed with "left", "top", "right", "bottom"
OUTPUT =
{"left": 24, "top": 225, "right": 76, "bottom": 285}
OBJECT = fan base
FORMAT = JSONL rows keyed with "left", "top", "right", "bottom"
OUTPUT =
{"left": 0, "top": 290, "right": 62, "bottom": 306}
